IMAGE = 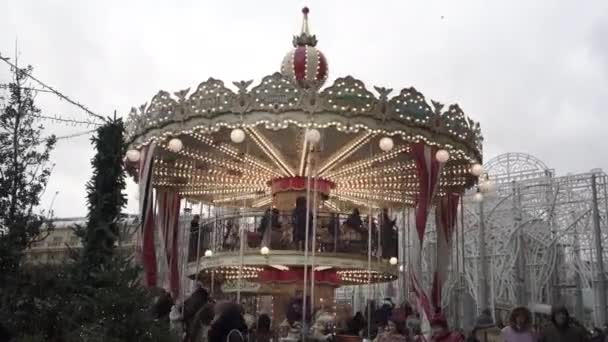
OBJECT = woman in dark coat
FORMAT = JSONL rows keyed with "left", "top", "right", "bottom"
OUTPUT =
{"left": 292, "top": 196, "right": 312, "bottom": 250}
{"left": 380, "top": 208, "right": 398, "bottom": 258}
{"left": 345, "top": 208, "right": 363, "bottom": 232}
{"left": 538, "top": 306, "right": 588, "bottom": 342}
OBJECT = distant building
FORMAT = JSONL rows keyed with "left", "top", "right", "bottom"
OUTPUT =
{"left": 25, "top": 215, "right": 139, "bottom": 264}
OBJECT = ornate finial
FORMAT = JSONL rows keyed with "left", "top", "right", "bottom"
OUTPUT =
{"left": 301, "top": 7, "right": 310, "bottom": 35}
{"left": 292, "top": 7, "right": 318, "bottom": 47}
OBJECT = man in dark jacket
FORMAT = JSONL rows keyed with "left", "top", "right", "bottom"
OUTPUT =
{"left": 182, "top": 284, "right": 209, "bottom": 341}
{"left": 539, "top": 306, "right": 588, "bottom": 342}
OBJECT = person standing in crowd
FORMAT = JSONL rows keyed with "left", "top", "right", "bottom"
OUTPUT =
{"left": 375, "top": 317, "right": 408, "bottom": 342}
{"left": 150, "top": 287, "right": 174, "bottom": 322}
{"left": 251, "top": 314, "right": 273, "bottom": 342}
{"left": 429, "top": 314, "right": 464, "bottom": 342}
{"left": 189, "top": 215, "right": 201, "bottom": 260}
{"left": 500, "top": 306, "right": 535, "bottom": 342}
{"left": 182, "top": 283, "right": 209, "bottom": 335}
{"left": 189, "top": 303, "right": 215, "bottom": 342}
{"left": 538, "top": 306, "right": 588, "bottom": 342}
{"left": 465, "top": 328, "right": 480, "bottom": 342}
{"left": 208, "top": 303, "right": 248, "bottom": 342}
{"left": 347, "top": 311, "right": 366, "bottom": 336}
{"left": 590, "top": 328, "right": 605, "bottom": 342}
{"left": 379, "top": 208, "right": 398, "bottom": 258}
{"left": 292, "top": 196, "right": 313, "bottom": 250}
{"left": 345, "top": 208, "right": 364, "bottom": 232}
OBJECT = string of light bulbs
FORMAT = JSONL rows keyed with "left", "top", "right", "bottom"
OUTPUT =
{"left": 0, "top": 52, "right": 106, "bottom": 123}
{"left": 30, "top": 113, "right": 102, "bottom": 128}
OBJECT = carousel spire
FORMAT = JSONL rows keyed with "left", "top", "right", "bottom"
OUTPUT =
{"left": 282, "top": 6, "right": 328, "bottom": 89}
{"left": 292, "top": 7, "right": 318, "bottom": 47}
{"left": 301, "top": 7, "right": 310, "bottom": 35}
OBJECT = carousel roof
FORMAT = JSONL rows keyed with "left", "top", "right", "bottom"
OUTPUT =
{"left": 125, "top": 8, "right": 483, "bottom": 209}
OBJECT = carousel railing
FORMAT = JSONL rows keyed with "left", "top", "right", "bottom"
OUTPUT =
{"left": 187, "top": 210, "right": 399, "bottom": 262}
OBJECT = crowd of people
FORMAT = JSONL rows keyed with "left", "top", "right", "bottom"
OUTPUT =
{"left": 153, "top": 283, "right": 608, "bottom": 342}
{"left": 467, "top": 305, "right": 608, "bottom": 342}
{"left": 155, "top": 286, "right": 469, "bottom": 342}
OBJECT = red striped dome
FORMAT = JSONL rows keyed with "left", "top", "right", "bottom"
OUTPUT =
{"left": 281, "top": 45, "right": 328, "bottom": 89}
{"left": 280, "top": 7, "right": 329, "bottom": 90}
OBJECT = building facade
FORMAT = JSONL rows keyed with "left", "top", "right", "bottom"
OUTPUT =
{"left": 26, "top": 215, "right": 139, "bottom": 264}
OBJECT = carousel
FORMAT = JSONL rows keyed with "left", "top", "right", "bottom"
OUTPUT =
{"left": 125, "top": 7, "right": 484, "bottom": 339}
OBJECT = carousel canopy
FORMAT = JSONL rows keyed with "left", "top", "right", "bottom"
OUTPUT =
{"left": 125, "top": 8, "right": 483, "bottom": 210}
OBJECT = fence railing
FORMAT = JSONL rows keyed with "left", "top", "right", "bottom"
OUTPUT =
{"left": 187, "top": 210, "right": 400, "bottom": 262}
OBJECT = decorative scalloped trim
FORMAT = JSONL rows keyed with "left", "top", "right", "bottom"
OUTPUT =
{"left": 125, "top": 74, "right": 483, "bottom": 162}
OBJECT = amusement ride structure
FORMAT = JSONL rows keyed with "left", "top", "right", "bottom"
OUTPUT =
{"left": 123, "top": 7, "right": 485, "bottom": 335}
{"left": 444, "top": 153, "right": 608, "bottom": 327}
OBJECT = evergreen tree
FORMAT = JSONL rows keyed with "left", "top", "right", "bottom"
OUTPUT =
{"left": 67, "top": 118, "right": 177, "bottom": 342}
{"left": 0, "top": 65, "right": 56, "bottom": 281}
{"left": 1, "top": 107, "right": 176, "bottom": 341}
{"left": 77, "top": 118, "right": 127, "bottom": 269}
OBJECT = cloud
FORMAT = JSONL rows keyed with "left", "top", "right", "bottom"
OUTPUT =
{"left": 1, "top": 0, "right": 606, "bottom": 217}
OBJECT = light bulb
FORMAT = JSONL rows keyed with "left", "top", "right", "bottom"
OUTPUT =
{"left": 486, "top": 181, "right": 497, "bottom": 193}
{"left": 379, "top": 137, "right": 394, "bottom": 152}
{"left": 305, "top": 129, "right": 321, "bottom": 144}
{"left": 399, "top": 265, "right": 404, "bottom": 272}
{"left": 436, "top": 149, "right": 450, "bottom": 163}
{"left": 168, "top": 138, "right": 183, "bottom": 152}
{"left": 473, "top": 192, "right": 484, "bottom": 203}
{"left": 260, "top": 246, "right": 270, "bottom": 255}
{"left": 471, "top": 163, "right": 484, "bottom": 176}
{"left": 126, "top": 149, "right": 141, "bottom": 162}
{"left": 230, "top": 128, "right": 246, "bottom": 143}
{"left": 204, "top": 250, "right": 213, "bottom": 257}
{"left": 389, "top": 257, "right": 398, "bottom": 265}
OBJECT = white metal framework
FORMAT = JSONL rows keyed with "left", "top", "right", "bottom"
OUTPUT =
{"left": 441, "top": 152, "right": 608, "bottom": 327}
{"left": 341, "top": 153, "right": 608, "bottom": 327}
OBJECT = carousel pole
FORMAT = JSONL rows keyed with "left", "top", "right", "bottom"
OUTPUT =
{"left": 366, "top": 142, "right": 373, "bottom": 340}
{"left": 237, "top": 217, "right": 245, "bottom": 303}
{"left": 591, "top": 173, "right": 607, "bottom": 325}
{"left": 182, "top": 203, "right": 193, "bottom": 311}
{"left": 460, "top": 195, "right": 467, "bottom": 328}
{"left": 477, "top": 198, "right": 489, "bottom": 313}
{"left": 401, "top": 207, "right": 407, "bottom": 304}
{"left": 406, "top": 207, "right": 411, "bottom": 300}
{"left": 195, "top": 203, "right": 203, "bottom": 291}
{"left": 211, "top": 205, "right": 217, "bottom": 297}
{"left": 310, "top": 174, "right": 319, "bottom": 318}
{"left": 302, "top": 139, "right": 313, "bottom": 338}
{"left": 237, "top": 141, "right": 251, "bottom": 303}
{"left": 453, "top": 200, "right": 460, "bottom": 329}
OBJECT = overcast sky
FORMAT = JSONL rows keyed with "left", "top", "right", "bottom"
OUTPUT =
{"left": 1, "top": 0, "right": 607, "bottom": 217}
